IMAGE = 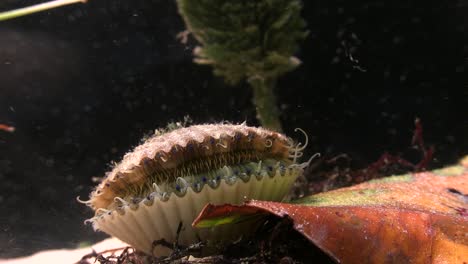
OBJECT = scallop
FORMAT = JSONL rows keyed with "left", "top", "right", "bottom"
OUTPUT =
{"left": 81, "top": 123, "right": 310, "bottom": 256}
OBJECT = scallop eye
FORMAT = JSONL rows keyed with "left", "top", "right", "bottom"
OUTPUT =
{"left": 187, "top": 143, "right": 194, "bottom": 151}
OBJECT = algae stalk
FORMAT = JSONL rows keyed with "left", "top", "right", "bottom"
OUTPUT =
{"left": 176, "top": 0, "right": 308, "bottom": 132}
{"left": 249, "top": 77, "right": 282, "bottom": 132}
{"left": 0, "top": 0, "right": 87, "bottom": 21}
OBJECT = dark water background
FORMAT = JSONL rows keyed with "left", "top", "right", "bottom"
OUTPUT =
{"left": 0, "top": 0, "right": 466, "bottom": 258}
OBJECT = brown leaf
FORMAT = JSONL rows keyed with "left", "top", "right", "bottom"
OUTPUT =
{"left": 194, "top": 157, "right": 468, "bottom": 263}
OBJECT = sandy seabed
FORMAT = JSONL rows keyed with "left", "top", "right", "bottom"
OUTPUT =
{"left": 0, "top": 238, "right": 128, "bottom": 264}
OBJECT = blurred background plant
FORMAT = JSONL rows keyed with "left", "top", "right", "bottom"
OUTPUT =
{"left": 176, "top": 0, "right": 308, "bottom": 132}
{"left": 0, "top": 0, "right": 86, "bottom": 21}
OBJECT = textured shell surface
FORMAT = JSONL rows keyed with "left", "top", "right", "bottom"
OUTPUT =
{"left": 85, "top": 123, "right": 309, "bottom": 256}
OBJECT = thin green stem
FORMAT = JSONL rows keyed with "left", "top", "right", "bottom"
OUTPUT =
{"left": 249, "top": 77, "right": 283, "bottom": 132}
{"left": 0, "top": 0, "right": 87, "bottom": 21}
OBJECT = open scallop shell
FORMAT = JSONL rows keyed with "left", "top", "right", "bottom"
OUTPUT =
{"left": 84, "top": 124, "right": 312, "bottom": 256}
{"left": 90, "top": 162, "right": 303, "bottom": 256}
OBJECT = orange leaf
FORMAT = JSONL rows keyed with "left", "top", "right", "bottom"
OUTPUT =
{"left": 194, "top": 156, "right": 468, "bottom": 263}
